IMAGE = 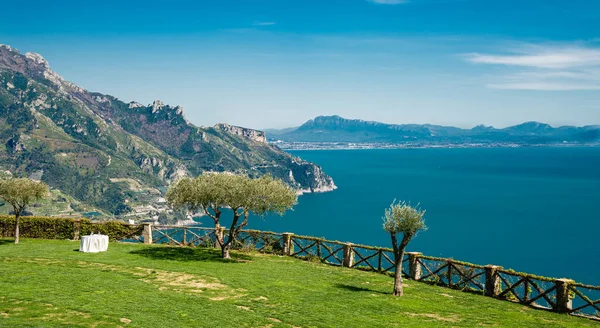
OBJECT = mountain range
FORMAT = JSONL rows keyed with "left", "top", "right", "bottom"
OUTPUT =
{"left": 0, "top": 44, "right": 335, "bottom": 220}
{"left": 266, "top": 115, "right": 600, "bottom": 145}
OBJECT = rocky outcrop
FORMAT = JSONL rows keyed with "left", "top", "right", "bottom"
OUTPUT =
{"left": 288, "top": 157, "right": 337, "bottom": 193}
{"left": 214, "top": 123, "right": 267, "bottom": 143}
{"left": 128, "top": 102, "right": 144, "bottom": 109}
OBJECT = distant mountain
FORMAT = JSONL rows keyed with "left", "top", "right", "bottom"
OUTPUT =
{"left": 267, "top": 115, "right": 600, "bottom": 145}
{"left": 0, "top": 45, "right": 335, "bottom": 219}
{"left": 263, "top": 127, "right": 299, "bottom": 136}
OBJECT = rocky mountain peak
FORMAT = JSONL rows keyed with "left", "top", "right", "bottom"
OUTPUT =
{"left": 472, "top": 124, "right": 495, "bottom": 132}
{"left": 174, "top": 105, "right": 183, "bottom": 115}
{"left": 24, "top": 52, "right": 50, "bottom": 69}
{"left": 0, "top": 44, "right": 82, "bottom": 93}
{"left": 0, "top": 44, "right": 18, "bottom": 53}
{"left": 128, "top": 101, "right": 144, "bottom": 109}
{"left": 301, "top": 115, "right": 383, "bottom": 131}
{"left": 151, "top": 100, "right": 165, "bottom": 113}
{"left": 149, "top": 100, "right": 184, "bottom": 116}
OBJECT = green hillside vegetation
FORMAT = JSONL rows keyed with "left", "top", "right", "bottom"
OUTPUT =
{"left": 0, "top": 239, "right": 596, "bottom": 328}
{"left": 0, "top": 45, "right": 334, "bottom": 219}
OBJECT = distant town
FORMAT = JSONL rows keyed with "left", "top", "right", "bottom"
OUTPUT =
{"left": 271, "top": 140, "right": 600, "bottom": 151}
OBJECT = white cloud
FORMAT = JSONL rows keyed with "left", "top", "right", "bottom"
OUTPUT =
{"left": 253, "top": 21, "right": 276, "bottom": 26}
{"left": 464, "top": 43, "right": 600, "bottom": 91}
{"left": 487, "top": 82, "right": 600, "bottom": 91}
{"left": 465, "top": 47, "right": 600, "bottom": 69}
{"left": 367, "top": 0, "right": 409, "bottom": 4}
{"left": 511, "top": 70, "right": 600, "bottom": 81}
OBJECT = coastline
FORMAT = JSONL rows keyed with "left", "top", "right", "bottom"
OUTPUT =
{"left": 275, "top": 142, "right": 600, "bottom": 151}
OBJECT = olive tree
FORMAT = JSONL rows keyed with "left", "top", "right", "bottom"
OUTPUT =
{"left": 383, "top": 200, "right": 427, "bottom": 296}
{"left": 167, "top": 173, "right": 297, "bottom": 258}
{"left": 0, "top": 178, "right": 48, "bottom": 244}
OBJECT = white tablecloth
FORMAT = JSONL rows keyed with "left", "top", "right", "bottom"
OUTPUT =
{"left": 79, "top": 234, "right": 109, "bottom": 253}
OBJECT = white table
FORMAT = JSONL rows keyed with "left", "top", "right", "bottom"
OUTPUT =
{"left": 79, "top": 234, "right": 109, "bottom": 253}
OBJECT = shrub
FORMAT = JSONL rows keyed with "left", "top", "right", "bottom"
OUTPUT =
{"left": 0, "top": 215, "right": 75, "bottom": 240}
{"left": 80, "top": 220, "right": 143, "bottom": 241}
{"left": 0, "top": 215, "right": 143, "bottom": 241}
{"left": 305, "top": 251, "right": 321, "bottom": 263}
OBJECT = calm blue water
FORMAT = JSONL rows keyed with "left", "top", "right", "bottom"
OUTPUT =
{"left": 198, "top": 147, "right": 600, "bottom": 285}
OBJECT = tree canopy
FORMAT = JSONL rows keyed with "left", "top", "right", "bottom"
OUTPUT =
{"left": 0, "top": 178, "right": 48, "bottom": 214}
{"left": 167, "top": 172, "right": 297, "bottom": 258}
{"left": 0, "top": 177, "right": 48, "bottom": 244}
{"left": 383, "top": 200, "right": 427, "bottom": 239}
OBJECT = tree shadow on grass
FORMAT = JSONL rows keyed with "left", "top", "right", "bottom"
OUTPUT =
{"left": 334, "top": 283, "right": 389, "bottom": 295}
{"left": 129, "top": 246, "right": 252, "bottom": 263}
{"left": 0, "top": 239, "right": 14, "bottom": 246}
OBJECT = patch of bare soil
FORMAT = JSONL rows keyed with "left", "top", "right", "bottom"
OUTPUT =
{"left": 404, "top": 312, "right": 461, "bottom": 323}
{"left": 209, "top": 296, "right": 229, "bottom": 301}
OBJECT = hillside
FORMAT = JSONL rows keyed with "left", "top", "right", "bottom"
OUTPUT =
{"left": 0, "top": 239, "right": 594, "bottom": 327}
{"left": 0, "top": 45, "right": 335, "bottom": 219}
{"left": 268, "top": 115, "right": 600, "bottom": 145}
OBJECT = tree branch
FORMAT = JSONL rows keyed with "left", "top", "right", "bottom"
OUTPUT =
{"left": 390, "top": 233, "right": 399, "bottom": 255}
{"left": 400, "top": 233, "right": 413, "bottom": 250}
{"left": 234, "top": 211, "right": 250, "bottom": 235}
{"left": 202, "top": 205, "right": 220, "bottom": 224}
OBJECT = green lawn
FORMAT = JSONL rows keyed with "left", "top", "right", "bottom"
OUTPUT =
{"left": 0, "top": 239, "right": 597, "bottom": 328}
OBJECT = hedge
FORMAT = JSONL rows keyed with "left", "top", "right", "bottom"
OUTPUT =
{"left": 0, "top": 215, "right": 143, "bottom": 241}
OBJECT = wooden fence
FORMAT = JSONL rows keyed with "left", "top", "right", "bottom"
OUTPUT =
{"left": 124, "top": 224, "right": 600, "bottom": 321}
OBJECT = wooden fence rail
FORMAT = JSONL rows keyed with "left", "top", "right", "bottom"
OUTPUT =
{"left": 122, "top": 224, "right": 599, "bottom": 321}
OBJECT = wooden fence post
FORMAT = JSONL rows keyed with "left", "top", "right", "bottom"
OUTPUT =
{"left": 142, "top": 223, "right": 152, "bottom": 244}
{"left": 282, "top": 233, "right": 294, "bottom": 256}
{"left": 484, "top": 265, "right": 502, "bottom": 297}
{"left": 447, "top": 260, "right": 454, "bottom": 287}
{"left": 555, "top": 279, "right": 574, "bottom": 313}
{"left": 406, "top": 252, "right": 422, "bottom": 280}
{"left": 342, "top": 243, "right": 354, "bottom": 268}
{"left": 73, "top": 219, "right": 82, "bottom": 241}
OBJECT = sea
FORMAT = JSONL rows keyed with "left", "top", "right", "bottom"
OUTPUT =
{"left": 195, "top": 147, "right": 600, "bottom": 285}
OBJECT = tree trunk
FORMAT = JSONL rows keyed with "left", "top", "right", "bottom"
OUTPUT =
{"left": 222, "top": 243, "right": 231, "bottom": 259}
{"left": 205, "top": 206, "right": 223, "bottom": 248}
{"left": 220, "top": 212, "right": 240, "bottom": 259}
{"left": 393, "top": 248, "right": 406, "bottom": 296}
{"left": 392, "top": 235, "right": 411, "bottom": 297}
{"left": 14, "top": 211, "right": 20, "bottom": 245}
{"left": 214, "top": 224, "right": 224, "bottom": 249}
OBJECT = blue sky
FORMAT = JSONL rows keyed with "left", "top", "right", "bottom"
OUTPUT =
{"left": 1, "top": 0, "right": 599, "bottom": 129}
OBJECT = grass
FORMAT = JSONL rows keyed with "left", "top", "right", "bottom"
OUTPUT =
{"left": 0, "top": 239, "right": 597, "bottom": 328}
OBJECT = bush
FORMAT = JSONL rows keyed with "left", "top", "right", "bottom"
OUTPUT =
{"left": 0, "top": 215, "right": 75, "bottom": 240}
{"left": 0, "top": 215, "right": 143, "bottom": 241}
